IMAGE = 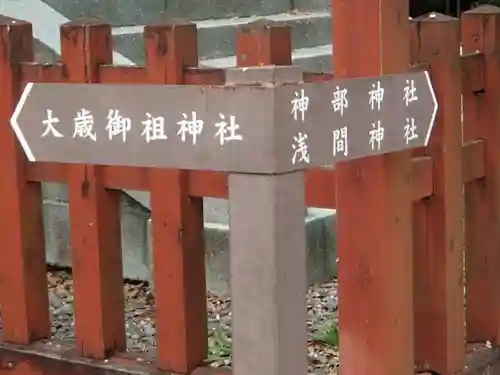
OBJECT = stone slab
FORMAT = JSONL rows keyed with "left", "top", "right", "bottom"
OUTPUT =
{"left": 294, "top": 0, "right": 331, "bottom": 11}
{"left": 42, "top": 182, "right": 337, "bottom": 296}
{"left": 202, "top": 45, "right": 333, "bottom": 72}
{"left": 228, "top": 171, "right": 308, "bottom": 375}
{"left": 111, "top": 13, "right": 332, "bottom": 62}
{"left": 40, "top": 0, "right": 292, "bottom": 24}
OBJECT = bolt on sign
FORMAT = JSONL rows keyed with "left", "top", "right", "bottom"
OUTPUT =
{"left": 10, "top": 70, "right": 437, "bottom": 173}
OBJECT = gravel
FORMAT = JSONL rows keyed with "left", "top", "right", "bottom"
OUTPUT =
{"left": 44, "top": 269, "right": 339, "bottom": 375}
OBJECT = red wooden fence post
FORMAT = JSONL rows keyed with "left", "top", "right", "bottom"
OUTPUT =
{"left": 143, "top": 22, "right": 207, "bottom": 373}
{"left": 332, "top": 1, "right": 414, "bottom": 375}
{"left": 0, "top": 16, "right": 51, "bottom": 344}
{"left": 236, "top": 21, "right": 292, "bottom": 66}
{"left": 461, "top": 6, "right": 500, "bottom": 344}
{"left": 60, "top": 20, "right": 126, "bottom": 358}
{"left": 410, "top": 14, "right": 465, "bottom": 374}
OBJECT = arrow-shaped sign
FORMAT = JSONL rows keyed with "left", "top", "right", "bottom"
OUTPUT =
{"left": 10, "top": 70, "right": 437, "bottom": 174}
{"left": 274, "top": 70, "right": 438, "bottom": 169}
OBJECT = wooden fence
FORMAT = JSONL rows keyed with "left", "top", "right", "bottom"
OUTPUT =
{"left": 0, "top": 1, "right": 500, "bottom": 375}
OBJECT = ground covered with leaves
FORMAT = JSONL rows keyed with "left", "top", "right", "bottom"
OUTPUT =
{"left": 47, "top": 269, "right": 339, "bottom": 375}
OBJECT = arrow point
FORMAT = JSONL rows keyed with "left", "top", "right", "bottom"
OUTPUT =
{"left": 424, "top": 71, "right": 438, "bottom": 147}
{"left": 10, "top": 82, "right": 36, "bottom": 162}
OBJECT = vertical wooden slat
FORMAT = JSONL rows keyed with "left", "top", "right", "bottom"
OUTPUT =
{"left": 461, "top": 6, "right": 500, "bottom": 344}
{"left": 332, "top": 1, "right": 414, "bottom": 375}
{"left": 410, "top": 14, "right": 465, "bottom": 374}
{"left": 143, "top": 22, "right": 207, "bottom": 373}
{"left": 236, "top": 21, "right": 292, "bottom": 66}
{"left": 20, "top": 63, "right": 65, "bottom": 86}
{"left": 0, "top": 17, "right": 50, "bottom": 344}
{"left": 60, "top": 20, "right": 126, "bottom": 358}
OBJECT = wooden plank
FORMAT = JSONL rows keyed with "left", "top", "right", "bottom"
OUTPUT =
{"left": 462, "top": 7, "right": 500, "bottom": 344}
{"left": 236, "top": 21, "right": 292, "bottom": 67}
{"left": 24, "top": 160, "right": 434, "bottom": 208}
{"left": 0, "top": 17, "right": 50, "bottom": 344}
{"left": 1, "top": 338, "right": 498, "bottom": 375}
{"left": 184, "top": 67, "right": 225, "bottom": 85}
{"left": 20, "top": 62, "right": 65, "bottom": 86}
{"left": 60, "top": 21, "right": 126, "bottom": 358}
{"left": 143, "top": 22, "right": 207, "bottom": 373}
{"left": 410, "top": 13, "right": 465, "bottom": 374}
{"left": 99, "top": 65, "right": 146, "bottom": 82}
{"left": 460, "top": 53, "right": 484, "bottom": 93}
{"left": 462, "top": 140, "right": 485, "bottom": 184}
{"left": 332, "top": 0, "right": 415, "bottom": 375}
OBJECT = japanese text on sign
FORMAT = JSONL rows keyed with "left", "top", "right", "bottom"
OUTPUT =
{"left": 291, "top": 88, "right": 312, "bottom": 164}
{"left": 11, "top": 71, "right": 436, "bottom": 173}
{"left": 403, "top": 79, "right": 419, "bottom": 145}
{"left": 40, "top": 108, "right": 245, "bottom": 146}
{"left": 288, "top": 75, "right": 426, "bottom": 165}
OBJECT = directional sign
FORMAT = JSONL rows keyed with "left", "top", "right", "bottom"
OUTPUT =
{"left": 10, "top": 70, "right": 437, "bottom": 174}
{"left": 275, "top": 70, "right": 437, "bottom": 170}
{"left": 11, "top": 83, "right": 278, "bottom": 173}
